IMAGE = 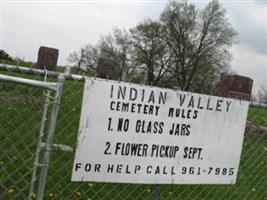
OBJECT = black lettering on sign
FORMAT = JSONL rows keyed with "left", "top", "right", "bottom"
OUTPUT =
{"left": 151, "top": 144, "right": 179, "bottom": 158}
{"left": 85, "top": 163, "right": 91, "bottom": 172}
{"left": 226, "top": 101, "right": 232, "bottom": 112}
{"left": 117, "top": 118, "right": 129, "bottom": 132}
{"left": 116, "top": 164, "right": 123, "bottom": 173}
{"left": 159, "top": 92, "right": 167, "bottom": 104}
{"left": 169, "top": 123, "right": 190, "bottom": 136}
{"left": 135, "top": 165, "right": 141, "bottom": 173}
{"left": 114, "top": 142, "right": 148, "bottom": 157}
{"left": 107, "top": 164, "right": 114, "bottom": 173}
{"left": 117, "top": 86, "right": 126, "bottom": 99}
{"left": 216, "top": 99, "right": 223, "bottom": 111}
{"left": 110, "top": 101, "right": 115, "bottom": 111}
{"left": 104, "top": 142, "right": 111, "bottom": 155}
{"left": 147, "top": 166, "right": 152, "bottom": 174}
{"left": 179, "top": 94, "right": 186, "bottom": 106}
{"left": 75, "top": 163, "right": 82, "bottom": 171}
{"left": 197, "top": 97, "right": 204, "bottom": 109}
{"left": 136, "top": 120, "right": 164, "bottom": 134}
{"left": 207, "top": 99, "right": 213, "bottom": 110}
{"left": 168, "top": 108, "right": 198, "bottom": 119}
{"left": 112, "top": 86, "right": 167, "bottom": 104}
{"left": 129, "top": 88, "right": 137, "bottom": 101}
{"left": 188, "top": 96, "right": 194, "bottom": 108}
{"left": 110, "top": 85, "right": 114, "bottom": 98}
{"left": 122, "top": 102, "right": 129, "bottom": 112}
{"left": 75, "top": 163, "right": 101, "bottom": 173}
{"left": 183, "top": 147, "right": 203, "bottom": 160}
{"left": 148, "top": 91, "right": 155, "bottom": 103}
{"left": 108, "top": 117, "right": 113, "bottom": 131}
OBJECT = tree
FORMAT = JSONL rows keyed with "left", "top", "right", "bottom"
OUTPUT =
{"left": 0, "top": 50, "right": 13, "bottom": 61}
{"left": 130, "top": 19, "right": 171, "bottom": 86}
{"left": 160, "top": 0, "right": 236, "bottom": 92}
{"left": 69, "top": 0, "right": 236, "bottom": 93}
{"left": 258, "top": 84, "right": 267, "bottom": 104}
{"left": 68, "top": 28, "right": 133, "bottom": 80}
{"left": 98, "top": 28, "right": 133, "bottom": 80}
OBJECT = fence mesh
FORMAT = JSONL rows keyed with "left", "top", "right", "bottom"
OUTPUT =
{"left": 0, "top": 77, "right": 44, "bottom": 199}
{"left": 0, "top": 68, "right": 266, "bottom": 200}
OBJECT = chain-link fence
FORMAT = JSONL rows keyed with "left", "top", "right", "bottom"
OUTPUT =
{"left": 0, "top": 69, "right": 61, "bottom": 200}
{"left": 0, "top": 64, "right": 266, "bottom": 200}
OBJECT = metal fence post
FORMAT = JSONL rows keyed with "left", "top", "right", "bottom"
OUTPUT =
{"left": 28, "top": 91, "right": 51, "bottom": 200}
{"left": 151, "top": 184, "right": 160, "bottom": 200}
{"left": 36, "top": 75, "right": 65, "bottom": 200}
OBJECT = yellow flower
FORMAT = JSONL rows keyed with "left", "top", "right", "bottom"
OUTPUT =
{"left": 32, "top": 193, "right": 36, "bottom": 198}
{"left": 76, "top": 191, "right": 82, "bottom": 196}
{"left": 251, "top": 188, "right": 256, "bottom": 192}
{"left": 0, "top": 161, "right": 4, "bottom": 165}
{"left": 48, "top": 192, "right": 54, "bottom": 197}
{"left": 146, "top": 189, "right": 151, "bottom": 192}
{"left": 8, "top": 188, "right": 14, "bottom": 193}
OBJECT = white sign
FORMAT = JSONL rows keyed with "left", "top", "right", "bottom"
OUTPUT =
{"left": 71, "top": 78, "right": 249, "bottom": 184}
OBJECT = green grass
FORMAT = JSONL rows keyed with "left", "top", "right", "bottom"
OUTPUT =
{"left": 1, "top": 59, "right": 33, "bottom": 68}
{"left": 0, "top": 72, "right": 266, "bottom": 199}
{"left": 248, "top": 107, "right": 267, "bottom": 127}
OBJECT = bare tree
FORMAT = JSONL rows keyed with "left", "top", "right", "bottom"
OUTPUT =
{"left": 258, "top": 84, "right": 267, "bottom": 104}
{"left": 98, "top": 28, "right": 133, "bottom": 80}
{"left": 130, "top": 19, "right": 172, "bottom": 86}
{"left": 68, "top": 28, "right": 133, "bottom": 79}
{"left": 68, "top": 44, "right": 100, "bottom": 71}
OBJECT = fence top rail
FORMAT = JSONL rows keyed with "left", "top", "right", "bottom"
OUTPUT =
{"left": 0, "top": 63, "right": 85, "bottom": 81}
{"left": 0, "top": 74, "right": 58, "bottom": 91}
{"left": 0, "top": 63, "right": 59, "bottom": 77}
{"left": 249, "top": 101, "right": 267, "bottom": 108}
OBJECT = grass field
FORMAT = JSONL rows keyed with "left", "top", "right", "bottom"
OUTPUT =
{"left": 0, "top": 71, "right": 266, "bottom": 200}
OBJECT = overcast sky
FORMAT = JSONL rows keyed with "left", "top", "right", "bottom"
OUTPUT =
{"left": 0, "top": 0, "right": 266, "bottom": 94}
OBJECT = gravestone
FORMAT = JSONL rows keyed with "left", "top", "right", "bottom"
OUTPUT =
{"left": 96, "top": 58, "right": 118, "bottom": 80}
{"left": 78, "top": 49, "right": 87, "bottom": 71}
{"left": 36, "top": 46, "right": 59, "bottom": 71}
{"left": 216, "top": 74, "right": 253, "bottom": 101}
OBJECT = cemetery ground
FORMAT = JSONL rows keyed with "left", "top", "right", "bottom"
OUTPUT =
{"left": 0, "top": 70, "right": 266, "bottom": 200}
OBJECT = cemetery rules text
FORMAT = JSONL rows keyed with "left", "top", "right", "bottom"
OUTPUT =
{"left": 71, "top": 79, "right": 249, "bottom": 184}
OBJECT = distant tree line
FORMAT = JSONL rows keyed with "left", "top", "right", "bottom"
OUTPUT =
{"left": 0, "top": 49, "right": 34, "bottom": 68}
{"left": 0, "top": 50, "right": 13, "bottom": 61}
{"left": 257, "top": 84, "right": 267, "bottom": 104}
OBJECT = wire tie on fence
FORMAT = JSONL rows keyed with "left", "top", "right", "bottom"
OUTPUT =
{"left": 45, "top": 91, "right": 58, "bottom": 100}
{"left": 44, "top": 145, "right": 54, "bottom": 152}
{"left": 38, "top": 163, "right": 49, "bottom": 167}
{"left": 43, "top": 66, "right": 48, "bottom": 82}
{"left": 34, "top": 161, "right": 41, "bottom": 167}
{"left": 43, "top": 89, "right": 59, "bottom": 100}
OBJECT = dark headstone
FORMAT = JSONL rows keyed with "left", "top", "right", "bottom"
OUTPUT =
{"left": 216, "top": 74, "right": 253, "bottom": 101}
{"left": 96, "top": 58, "right": 118, "bottom": 80}
{"left": 36, "top": 46, "right": 59, "bottom": 71}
